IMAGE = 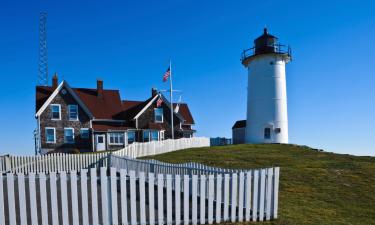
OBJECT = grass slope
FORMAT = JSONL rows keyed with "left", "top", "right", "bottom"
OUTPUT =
{"left": 143, "top": 144, "right": 375, "bottom": 225}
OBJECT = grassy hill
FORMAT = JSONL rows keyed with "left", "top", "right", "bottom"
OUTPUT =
{"left": 142, "top": 144, "right": 375, "bottom": 225}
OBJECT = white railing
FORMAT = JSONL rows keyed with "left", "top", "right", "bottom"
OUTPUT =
{"left": 0, "top": 137, "right": 210, "bottom": 173}
{"left": 110, "top": 155, "right": 249, "bottom": 177}
{"left": 113, "top": 137, "right": 210, "bottom": 158}
{"left": 0, "top": 166, "right": 280, "bottom": 225}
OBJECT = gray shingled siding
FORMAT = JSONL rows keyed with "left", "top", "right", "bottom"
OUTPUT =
{"left": 39, "top": 88, "right": 92, "bottom": 153}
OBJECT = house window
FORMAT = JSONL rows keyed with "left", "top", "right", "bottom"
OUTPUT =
{"left": 154, "top": 108, "right": 163, "bottom": 123}
{"left": 143, "top": 130, "right": 150, "bottom": 142}
{"left": 45, "top": 128, "right": 55, "bottom": 143}
{"left": 68, "top": 105, "right": 78, "bottom": 120}
{"left": 127, "top": 131, "right": 135, "bottom": 144}
{"left": 80, "top": 129, "right": 90, "bottom": 139}
{"left": 51, "top": 104, "right": 61, "bottom": 120}
{"left": 151, "top": 130, "right": 158, "bottom": 141}
{"left": 108, "top": 132, "right": 124, "bottom": 145}
{"left": 264, "top": 128, "right": 271, "bottom": 139}
{"left": 64, "top": 128, "right": 75, "bottom": 143}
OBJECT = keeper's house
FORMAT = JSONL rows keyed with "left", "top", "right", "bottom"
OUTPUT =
{"left": 35, "top": 75, "right": 195, "bottom": 154}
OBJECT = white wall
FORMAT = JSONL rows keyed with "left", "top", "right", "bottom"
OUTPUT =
{"left": 245, "top": 54, "right": 289, "bottom": 144}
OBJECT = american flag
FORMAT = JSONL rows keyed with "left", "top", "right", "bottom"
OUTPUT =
{"left": 157, "top": 97, "right": 163, "bottom": 107}
{"left": 163, "top": 66, "right": 171, "bottom": 82}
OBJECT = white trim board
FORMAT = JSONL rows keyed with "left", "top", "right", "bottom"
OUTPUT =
{"left": 133, "top": 94, "right": 159, "bottom": 120}
{"left": 35, "top": 81, "right": 93, "bottom": 119}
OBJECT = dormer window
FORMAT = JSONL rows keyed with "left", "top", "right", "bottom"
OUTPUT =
{"left": 154, "top": 108, "right": 163, "bottom": 123}
{"left": 68, "top": 105, "right": 78, "bottom": 121}
{"left": 50, "top": 104, "right": 61, "bottom": 120}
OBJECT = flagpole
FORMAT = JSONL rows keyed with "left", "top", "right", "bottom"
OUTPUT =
{"left": 169, "top": 59, "right": 174, "bottom": 139}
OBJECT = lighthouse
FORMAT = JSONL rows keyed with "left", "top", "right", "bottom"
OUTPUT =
{"left": 241, "top": 28, "right": 291, "bottom": 144}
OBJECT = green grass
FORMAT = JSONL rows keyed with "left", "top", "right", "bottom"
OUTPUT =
{"left": 142, "top": 144, "right": 375, "bottom": 225}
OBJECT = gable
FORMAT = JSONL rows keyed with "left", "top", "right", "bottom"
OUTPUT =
{"left": 36, "top": 81, "right": 125, "bottom": 120}
{"left": 36, "top": 81, "right": 93, "bottom": 118}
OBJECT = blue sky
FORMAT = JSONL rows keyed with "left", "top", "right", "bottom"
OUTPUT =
{"left": 0, "top": 0, "right": 374, "bottom": 156}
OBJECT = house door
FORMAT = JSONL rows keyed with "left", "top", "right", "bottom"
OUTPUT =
{"left": 96, "top": 134, "right": 106, "bottom": 151}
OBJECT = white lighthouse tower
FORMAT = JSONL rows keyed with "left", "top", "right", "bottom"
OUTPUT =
{"left": 241, "top": 28, "right": 291, "bottom": 144}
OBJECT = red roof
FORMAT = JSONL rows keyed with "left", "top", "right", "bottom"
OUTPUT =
{"left": 36, "top": 86, "right": 123, "bottom": 120}
{"left": 36, "top": 82, "right": 195, "bottom": 124}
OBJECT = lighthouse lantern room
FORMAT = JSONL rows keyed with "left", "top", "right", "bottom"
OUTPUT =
{"left": 241, "top": 28, "right": 291, "bottom": 144}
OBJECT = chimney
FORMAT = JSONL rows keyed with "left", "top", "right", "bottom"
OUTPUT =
{"left": 52, "top": 73, "right": 58, "bottom": 90}
{"left": 151, "top": 88, "right": 158, "bottom": 97}
{"left": 97, "top": 79, "right": 103, "bottom": 97}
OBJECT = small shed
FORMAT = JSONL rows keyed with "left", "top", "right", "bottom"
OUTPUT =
{"left": 232, "top": 120, "right": 246, "bottom": 144}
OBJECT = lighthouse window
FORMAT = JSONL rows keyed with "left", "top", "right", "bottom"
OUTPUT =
{"left": 264, "top": 128, "right": 271, "bottom": 139}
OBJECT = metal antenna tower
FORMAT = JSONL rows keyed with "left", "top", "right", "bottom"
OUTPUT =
{"left": 38, "top": 12, "right": 48, "bottom": 86}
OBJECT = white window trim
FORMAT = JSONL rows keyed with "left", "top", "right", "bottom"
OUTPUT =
{"left": 68, "top": 104, "right": 79, "bottom": 121}
{"left": 50, "top": 104, "right": 61, "bottom": 120}
{"left": 80, "top": 128, "right": 90, "bottom": 139}
{"left": 45, "top": 127, "right": 56, "bottom": 143}
{"left": 64, "top": 127, "right": 75, "bottom": 143}
{"left": 154, "top": 108, "right": 164, "bottom": 123}
{"left": 108, "top": 132, "right": 125, "bottom": 145}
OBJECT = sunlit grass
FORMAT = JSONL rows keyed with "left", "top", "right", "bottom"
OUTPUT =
{"left": 143, "top": 144, "right": 375, "bottom": 225}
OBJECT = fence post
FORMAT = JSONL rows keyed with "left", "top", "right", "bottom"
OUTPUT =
{"left": 208, "top": 175, "right": 214, "bottom": 224}
{"left": 230, "top": 173, "right": 238, "bottom": 222}
{"left": 157, "top": 174, "right": 164, "bottom": 225}
{"left": 71, "top": 171, "right": 79, "bottom": 225}
{"left": 148, "top": 173, "right": 155, "bottom": 225}
{"left": 191, "top": 175, "right": 198, "bottom": 225}
{"left": 175, "top": 174, "right": 181, "bottom": 225}
{"left": 101, "top": 167, "right": 110, "bottom": 225}
{"left": 183, "top": 175, "right": 190, "bottom": 225}
{"left": 81, "top": 169, "right": 89, "bottom": 225}
{"left": 6, "top": 173, "right": 16, "bottom": 225}
{"left": 120, "top": 169, "right": 128, "bottom": 224}
{"left": 90, "top": 168, "right": 99, "bottom": 225}
{"left": 50, "top": 172, "right": 59, "bottom": 225}
{"left": 130, "top": 170, "right": 137, "bottom": 225}
{"left": 215, "top": 174, "right": 222, "bottom": 224}
{"left": 200, "top": 175, "right": 206, "bottom": 224}
{"left": 272, "top": 167, "right": 280, "bottom": 219}
{"left": 139, "top": 172, "right": 146, "bottom": 225}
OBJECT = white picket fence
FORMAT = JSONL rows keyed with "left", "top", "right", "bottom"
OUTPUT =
{"left": 0, "top": 166, "right": 280, "bottom": 225}
{"left": 0, "top": 137, "right": 210, "bottom": 173}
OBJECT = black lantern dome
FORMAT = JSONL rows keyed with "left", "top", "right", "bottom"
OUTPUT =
{"left": 254, "top": 28, "right": 278, "bottom": 54}
{"left": 241, "top": 28, "right": 291, "bottom": 65}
